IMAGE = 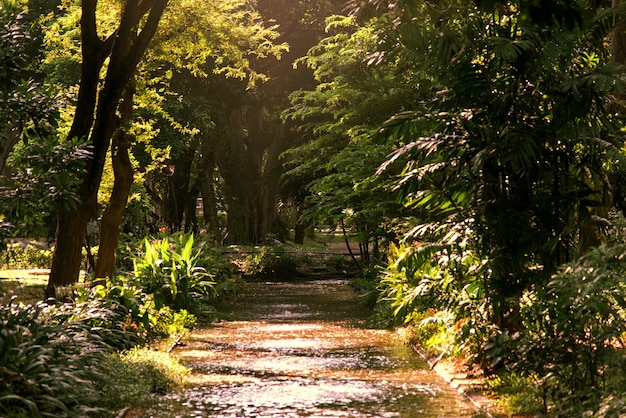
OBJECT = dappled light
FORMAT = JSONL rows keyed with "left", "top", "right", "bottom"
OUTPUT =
{"left": 152, "top": 280, "right": 480, "bottom": 417}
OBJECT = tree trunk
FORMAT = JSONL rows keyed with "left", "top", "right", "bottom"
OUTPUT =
{"left": 94, "top": 85, "right": 135, "bottom": 279}
{"left": 47, "top": 0, "right": 168, "bottom": 297}
{"left": 294, "top": 222, "right": 306, "bottom": 244}
{"left": 613, "top": 0, "right": 626, "bottom": 66}
{"left": 197, "top": 148, "right": 221, "bottom": 240}
{"left": 216, "top": 92, "right": 291, "bottom": 244}
{"left": 164, "top": 147, "right": 197, "bottom": 232}
{"left": 0, "top": 123, "right": 21, "bottom": 176}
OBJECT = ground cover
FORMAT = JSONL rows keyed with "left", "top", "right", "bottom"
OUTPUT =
{"left": 0, "top": 237, "right": 511, "bottom": 418}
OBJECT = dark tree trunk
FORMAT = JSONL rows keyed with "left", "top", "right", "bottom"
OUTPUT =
{"left": 197, "top": 148, "right": 221, "bottom": 241}
{"left": 47, "top": 0, "right": 168, "bottom": 298}
{"left": 94, "top": 85, "right": 135, "bottom": 279}
{"left": 216, "top": 93, "right": 290, "bottom": 244}
{"left": 0, "top": 124, "right": 20, "bottom": 176}
{"left": 294, "top": 223, "right": 306, "bottom": 244}
{"left": 164, "top": 147, "right": 197, "bottom": 232}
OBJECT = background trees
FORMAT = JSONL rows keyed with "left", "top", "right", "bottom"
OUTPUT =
{"left": 4, "top": 0, "right": 626, "bottom": 395}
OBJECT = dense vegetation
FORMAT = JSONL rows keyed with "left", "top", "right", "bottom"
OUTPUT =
{"left": 4, "top": 0, "right": 626, "bottom": 416}
{"left": 0, "top": 232, "right": 238, "bottom": 416}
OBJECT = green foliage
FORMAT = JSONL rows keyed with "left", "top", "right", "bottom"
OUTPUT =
{"left": 510, "top": 243, "right": 626, "bottom": 416}
{"left": 0, "top": 296, "right": 189, "bottom": 417}
{"left": 377, "top": 240, "right": 494, "bottom": 364}
{"left": 97, "top": 348, "right": 187, "bottom": 410}
{"left": 485, "top": 373, "right": 545, "bottom": 417}
{"left": 0, "top": 1, "right": 56, "bottom": 131}
{"left": 283, "top": 14, "right": 412, "bottom": 253}
{"left": 364, "top": 0, "right": 626, "bottom": 376}
{"left": 1, "top": 244, "right": 52, "bottom": 269}
{"left": 0, "top": 299, "right": 106, "bottom": 417}
{"left": 244, "top": 246, "right": 311, "bottom": 278}
{"left": 74, "top": 278, "right": 159, "bottom": 348}
{"left": 132, "top": 233, "right": 217, "bottom": 313}
{"left": 3, "top": 136, "right": 92, "bottom": 237}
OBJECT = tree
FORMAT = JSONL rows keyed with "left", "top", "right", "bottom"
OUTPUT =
{"left": 369, "top": 0, "right": 626, "bottom": 334}
{"left": 96, "top": 0, "right": 294, "bottom": 274}
{"left": 47, "top": 0, "right": 168, "bottom": 297}
{"left": 0, "top": 0, "right": 58, "bottom": 175}
{"left": 283, "top": 15, "right": 415, "bottom": 256}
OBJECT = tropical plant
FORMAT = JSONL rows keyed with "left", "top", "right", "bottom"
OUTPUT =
{"left": 0, "top": 292, "right": 190, "bottom": 417}
{"left": 0, "top": 299, "right": 105, "bottom": 417}
{"left": 132, "top": 233, "right": 216, "bottom": 313}
{"left": 370, "top": 0, "right": 626, "bottom": 360}
{"left": 511, "top": 243, "right": 626, "bottom": 416}
{"left": 73, "top": 277, "right": 159, "bottom": 347}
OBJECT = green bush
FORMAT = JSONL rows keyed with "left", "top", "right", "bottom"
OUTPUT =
{"left": 97, "top": 348, "right": 187, "bottom": 410}
{"left": 244, "top": 246, "right": 309, "bottom": 278}
{"left": 0, "top": 299, "right": 106, "bottom": 417}
{"left": 485, "top": 373, "right": 544, "bottom": 416}
{"left": 512, "top": 243, "right": 626, "bottom": 416}
{"left": 377, "top": 242, "right": 492, "bottom": 364}
{"left": 1, "top": 244, "right": 52, "bottom": 269}
{"left": 73, "top": 279, "right": 158, "bottom": 348}
{"left": 0, "top": 289, "right": 191, "bottom": 417}
{"left": 132, "top": 233, "right": 216, "bottom": 313}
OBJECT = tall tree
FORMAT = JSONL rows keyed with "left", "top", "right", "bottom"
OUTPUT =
{"left": 47, "top": 0, "right": 168, "bottom": 297}
{"left": 368, "top": 0, "right": 626, "bottom": 331}
{"left": 283, "top": 14, "right": 416, "bottom": 254}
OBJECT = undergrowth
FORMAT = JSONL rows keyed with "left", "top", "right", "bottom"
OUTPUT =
{"left": 0, "top": 232, "right": 241, "bottom": 416}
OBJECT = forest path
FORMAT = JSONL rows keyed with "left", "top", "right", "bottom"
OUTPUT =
{"left": 143, "top": 278, "right": 487, "bottom": 417}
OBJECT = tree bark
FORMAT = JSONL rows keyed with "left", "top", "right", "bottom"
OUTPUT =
{"left": 47, "top": 0, "right": 168, "bottom": 298}
{"left": 613, "top": 0, "right": 626, "bottom": 66}
{"left": 0, "top": 123, "right": 20, "bottom": 176}
{"left": 94, "top": 85, "right": 135, "bottom": 279}
{"left": 197, "top": 145, "right": 221, "bottom": 240}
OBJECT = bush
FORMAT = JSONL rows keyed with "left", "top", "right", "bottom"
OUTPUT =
{"left": 132, "top": 233, "right": 216, "bottom": 313}
{"left": 244, "top": 245, "right": 309, "bottom": 278}
{"left": 485, "top": 373, "right": 544, "bottom": 416}
{"left": 512, "top": 243, "right": 626, "bottom": 416}
{"left": 0, "top": 292, "right": 190, "bottom": 417}
{"left": 1, "top": 244, "right": 52, "bottom": 269}
{"left": 377, "top": 242, "right": 492, "bottom": 364}
{"left": 0, "top": 299, "right": 106, "bottom": 417}
{"left": 97, "top": 348, "right": 187, "bottom": 410}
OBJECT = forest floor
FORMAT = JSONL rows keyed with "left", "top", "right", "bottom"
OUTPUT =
{"left": 0, "top": 241, "right": 508, "bottom": 417}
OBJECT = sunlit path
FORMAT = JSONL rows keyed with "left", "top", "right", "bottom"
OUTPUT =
{"left": 155, "top": 279, "right": 484, "bottom": 417}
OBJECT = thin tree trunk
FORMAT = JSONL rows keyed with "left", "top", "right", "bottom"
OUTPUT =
{"left": 198, "top": 152, "right": 221, "bottom": 240}
{"left": 94, "top": 85, "right": 135, "bottom": 279}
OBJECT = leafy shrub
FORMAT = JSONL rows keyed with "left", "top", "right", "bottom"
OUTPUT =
{"left": 97, "top": 348, "right": 187, "bottom": 410}
{"left": 72, "top": 280, "right": 156, "bottom": 349}
{"left": 132, "top": 233, "right": 216, "bottom": 313}
{"left": 377, "top": 242, "right": 492, "bottom": 364}
{"left": 0, "top": 299, "right": 105, "bottom": 417}
{"left": 512, "top": 244, "right": 626, "bottom": 416}
{"left": 0, "top": 296, "right": 189, "bottom": 417}
{"left": 485, "top": 373, "right": 544, "bottom": 416}
{"left": 244, "top": 246, "right": 309, "bottom": 278}
{"left": 1, "top": 244, "right": 52, "bottom": 269}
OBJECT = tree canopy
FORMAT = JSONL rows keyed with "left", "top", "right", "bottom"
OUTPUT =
{"left": 5, "top": 2, "right": 626, "bottom": 412}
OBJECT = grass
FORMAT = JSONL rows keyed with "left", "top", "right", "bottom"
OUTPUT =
{"left": 97, "top": 347, "right": 189, "bottom": 412}
{"left": 0, "top": 270, "right": 48, "bottom": 304}
{"left": 484, "top": 372, "right": 545, "bottom": 416}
